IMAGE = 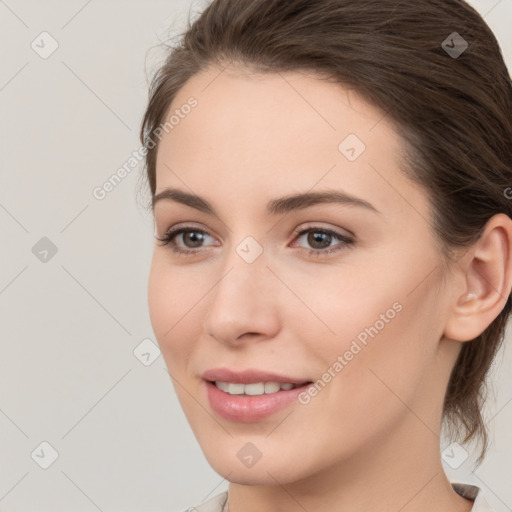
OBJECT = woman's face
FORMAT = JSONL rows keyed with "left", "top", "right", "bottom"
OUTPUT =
{"left": 148, "top": 65, "right": 461, "bottom": 484}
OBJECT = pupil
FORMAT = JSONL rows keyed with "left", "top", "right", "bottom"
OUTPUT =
{"left": 184, "top": 232, "right": 204, "bottom": 248}
{"left": 308, "top": 232, "right": 331, "bottom": 249}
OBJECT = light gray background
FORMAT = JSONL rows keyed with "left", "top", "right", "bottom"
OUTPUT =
{"left": 0, "top": 1, "right": 511, "bottom": 511}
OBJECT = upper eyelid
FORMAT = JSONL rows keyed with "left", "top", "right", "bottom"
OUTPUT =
{"left": 159, "top": 223, "right": 349, "bottom": 237}
{"left": 159, "top": 224, "right": 353, "bottom": 248}
{"left": 158, "top": 220, "right": 352, "bottom": 235}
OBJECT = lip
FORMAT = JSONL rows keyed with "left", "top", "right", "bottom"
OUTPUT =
{"left": 202, "top": 368, "right": 313, "bottom": 423}
{"left": 202, "top": 368, "right": 309, "bottom": 385}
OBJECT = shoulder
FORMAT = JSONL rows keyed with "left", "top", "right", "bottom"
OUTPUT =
{"left": 451, "top": 482, "right": 495, "bottom": 512}
{"left": 179, "top": 491, "right": 228, "bottom": 512}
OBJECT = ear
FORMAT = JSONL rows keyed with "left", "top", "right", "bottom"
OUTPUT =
{"left": 443, "top": 213, "right": 512, "bottom": 342}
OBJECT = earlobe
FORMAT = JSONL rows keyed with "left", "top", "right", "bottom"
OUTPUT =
{"left": 444, "top": 213, "right": 512, "bottom": 342}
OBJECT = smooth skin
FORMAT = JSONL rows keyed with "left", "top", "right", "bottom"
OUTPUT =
{"left": 147, "top": 63, "right": 512, "bottom": 512}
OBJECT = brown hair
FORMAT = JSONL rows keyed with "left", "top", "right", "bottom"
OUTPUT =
{"left": 139, "top": 0, "right": 512, "bottom": 462}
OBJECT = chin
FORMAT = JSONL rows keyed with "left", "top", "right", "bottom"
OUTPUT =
{"left": 197, "top": 437, "right": 316, "bottom": 486}
{"left": 207, "top": 454, "right": 304, "bottom": 485}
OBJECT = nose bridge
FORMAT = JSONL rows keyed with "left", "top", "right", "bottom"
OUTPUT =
{"left": 204, "top": 238, "right": 278, "bottom": 344}
{"left": 215, "top": 234, "right": 270, "bottom": 301}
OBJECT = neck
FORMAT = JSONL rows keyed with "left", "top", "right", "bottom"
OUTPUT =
{"left": 225, "top": 418, "right": 474, "bottom": 512}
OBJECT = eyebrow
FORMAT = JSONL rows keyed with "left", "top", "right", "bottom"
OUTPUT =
{"left": 152, "top": 187, "right": 379, "bottom": 215}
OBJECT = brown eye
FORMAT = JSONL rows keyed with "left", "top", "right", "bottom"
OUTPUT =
{"left": 156, "top": 227, "right": 216, "bottom": 254}
{"left": 292, "top": 227, "right": 354, "bottom": 257}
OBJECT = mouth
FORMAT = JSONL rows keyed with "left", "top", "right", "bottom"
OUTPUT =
{"left": 209, "top": 380, "right": 310, "bottom": 396}
{"left": 201, "top": 368, "right": 314, "bottom": 422}
{"left": 202, "top": 371, "right": 314, "bottom": 423}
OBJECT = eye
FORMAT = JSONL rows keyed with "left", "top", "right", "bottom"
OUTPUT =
{"left": 156, "top": 224, "right": 354, "bottom": 258}
{"left": 156, "top": 226, "right": 217, "bottom": 255}
{"left": 290, "top": 226, "right": 354, "bottom": 257}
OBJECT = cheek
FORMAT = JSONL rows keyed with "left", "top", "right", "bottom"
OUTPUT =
{"left": 147, "top": 255, "right": 201, "bottom": 371}
{"left": 290, "top": 252, "right": 442, "bottom": 420}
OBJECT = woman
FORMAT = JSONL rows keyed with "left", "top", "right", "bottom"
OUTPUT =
{"left": 139, "top": 0, "right": 512, "bottom": 510}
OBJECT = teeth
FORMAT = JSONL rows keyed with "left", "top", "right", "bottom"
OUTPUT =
{"left": 264, "top": 382, "right": 281, "bottom": 394}
{"left": 227, "top": 383, "right": 245, "bottom": 395}
{"left": 216, "top": 381, "right": 229, "bottom": 392}
{"left": 245, "top": 383, "right": 264, "bottom": 395}
{"left": 214, "top": 381, "right": 298, "bottom": 396}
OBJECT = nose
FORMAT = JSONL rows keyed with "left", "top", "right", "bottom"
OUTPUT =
{"left": 203, "top": 249, "right": 281, "bottom": 347}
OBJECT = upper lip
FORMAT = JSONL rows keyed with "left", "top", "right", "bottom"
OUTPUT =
{"left": 202, "top": 368, "right": 311, "bottom": 385}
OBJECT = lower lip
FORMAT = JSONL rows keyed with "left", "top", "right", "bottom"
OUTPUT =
{"left": 205, "top": 381, "right": 312, "bottom": 423}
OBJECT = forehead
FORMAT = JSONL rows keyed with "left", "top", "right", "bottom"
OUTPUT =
{"left": 154, "top": 64, "right": 426, "bottom": 218}
{"left": 162, "top": 64, "right": 389, "bottom": 152}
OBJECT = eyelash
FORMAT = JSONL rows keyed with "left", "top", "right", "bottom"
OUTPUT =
{"left": 156, "top": 225, "right": 354, "bottom": 258}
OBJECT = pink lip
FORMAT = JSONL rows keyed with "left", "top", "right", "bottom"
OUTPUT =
{"left": 202, "top": 368, "right": 312, "bottom": 423}
{"left": 201, "top": 368, "right": 309, "bottom": 385}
